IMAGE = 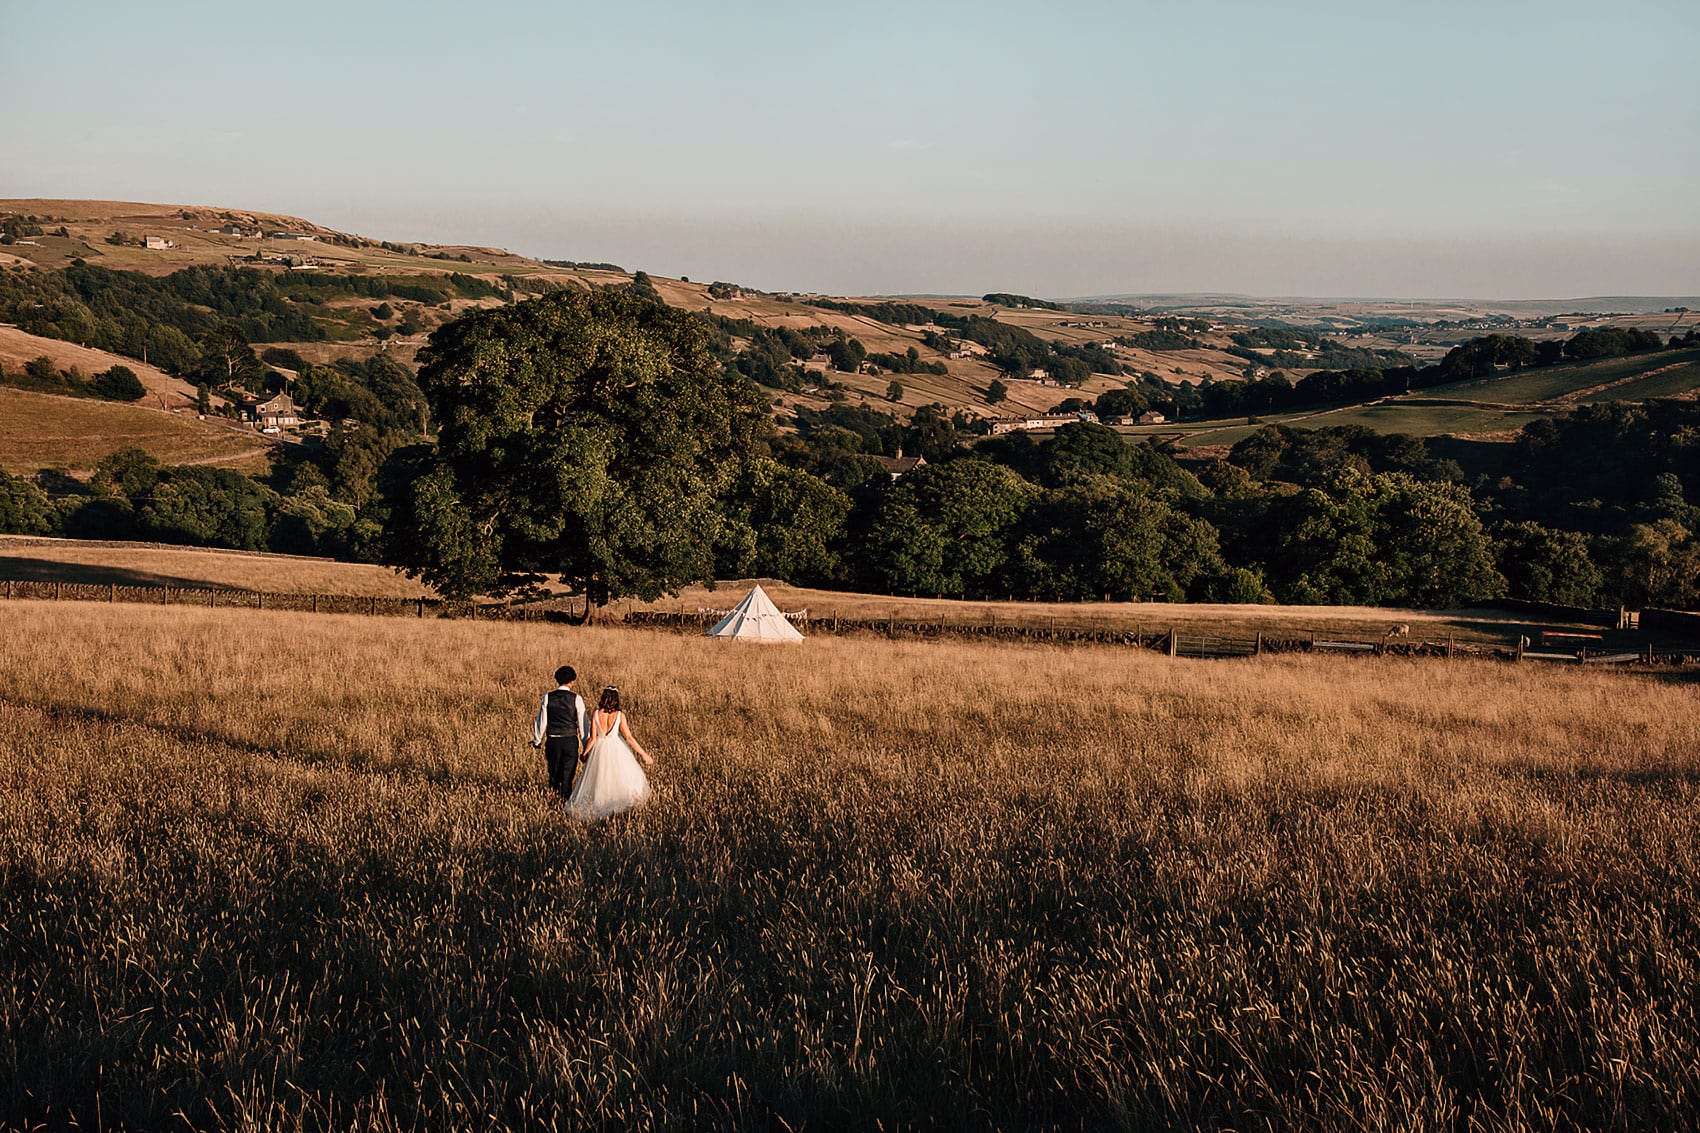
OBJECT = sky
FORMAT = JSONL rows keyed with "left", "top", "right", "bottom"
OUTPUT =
{"left": 3, "top": 0, "right": 1698, "bottom": 298}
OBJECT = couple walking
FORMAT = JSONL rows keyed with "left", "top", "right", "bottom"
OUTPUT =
{"left": 530, "top": 665, "right": 654, "bottom": 818}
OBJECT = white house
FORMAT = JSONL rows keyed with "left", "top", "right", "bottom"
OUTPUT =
{"left": 143, "top": 236, "right": 177, "bottom": 250}
{"left": 1137, "top": 410, "right": 1167, "bottom": 425}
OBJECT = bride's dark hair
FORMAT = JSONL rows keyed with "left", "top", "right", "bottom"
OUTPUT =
{"left": 598, "top": 686, "right": 621, "bottom": 712}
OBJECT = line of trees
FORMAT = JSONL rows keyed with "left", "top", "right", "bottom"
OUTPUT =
{"left": 356, "top": 291, "right": 1700, "bottom": 612}
{"left": 0, "top": 262, "right": 503, "bottom": 380}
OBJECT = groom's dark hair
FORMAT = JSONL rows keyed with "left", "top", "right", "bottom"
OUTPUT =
{"left": 555, "top": 665, "right": 576, "bottom": 686}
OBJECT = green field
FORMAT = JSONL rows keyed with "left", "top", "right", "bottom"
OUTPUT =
{"left": 1298, "top": 401, "right": 1550, "bottom": 437}
{"left": 1580, "top": 359, "right": 1700, "bottom": 404}
{"left": 1109, "top": 401, "right": 1546, "bottom": 449}
{"left": 1438, "top": 349, "right": 1700, "bottom": 405}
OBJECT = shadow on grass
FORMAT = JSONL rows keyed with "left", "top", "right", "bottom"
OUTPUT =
{"left": 0, "top": 554, "right": 241, "bottom": 590}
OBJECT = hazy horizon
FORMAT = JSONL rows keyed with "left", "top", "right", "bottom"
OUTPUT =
{"left": 4, "top": 0, "right": 1697, "bottom": 299}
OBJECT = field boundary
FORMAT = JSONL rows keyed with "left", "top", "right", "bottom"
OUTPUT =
{"left": 3, "top": 576, "right": 1690, "bottom": 668}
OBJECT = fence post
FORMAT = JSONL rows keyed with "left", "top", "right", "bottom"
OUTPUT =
{"left": 55, "top": 581, "right": 61, "bottom": 601}
{"left": 418, "top": 598, "right": 425, "bottom": 618}
{"left": 1168, "top": 628, "right": 1178, "bottom": 658}
{"left": 1447, "top": 634, "right": 1454, "bottom": 659}
{"left": 1515, "top": 635, "right": 1524, "bottom": 661}
{"left": 312, "top": 594, "right": 319, "bottom": 614}
{"left": 369, "top": 596, "right": 377, "bottom": 616}
{"left": 1254, "top": 632, "right": 1262, "bottom": 657}
{"left": 109, "top": 583, "right": 116, "bottom": 603}
{"left": 258, "top": 591, "right": 264, "bottom": 610}
{"left": 4, "top": 579, "right": 10, "bottom": 599}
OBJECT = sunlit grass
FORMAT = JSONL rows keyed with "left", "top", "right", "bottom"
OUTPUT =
{"left": 2, "top": 600, "right": 1698, "bottom": 1129}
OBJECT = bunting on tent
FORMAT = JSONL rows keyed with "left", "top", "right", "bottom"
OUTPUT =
{"left": 705, "top": 585, "right": 805, "bottom": 642}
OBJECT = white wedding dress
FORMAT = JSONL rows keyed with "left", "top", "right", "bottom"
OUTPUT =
{"left": 568, "top": 711, "right": 651, "bottom": 819}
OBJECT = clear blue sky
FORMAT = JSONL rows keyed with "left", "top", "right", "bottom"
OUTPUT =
{"left": 3, "top": 0, "right": 1697, "bottom": 298}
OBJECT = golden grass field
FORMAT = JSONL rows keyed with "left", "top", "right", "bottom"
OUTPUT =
{"left": 3, "top": 598, "right": 1698, "bottom": 1128}
{"left": 0, "top": 536, "right": 435, "bottom": 597}
{"left": 0, "top": 387, "right": 270, "bottom": 475}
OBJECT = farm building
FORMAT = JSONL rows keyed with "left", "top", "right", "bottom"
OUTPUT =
{"left": 248, "top": 392, "right": 303, "bottom": 432}
{"left": 871, "top": 453, "right": 926, "bottom": 480}
{"left": 990, "top": 412, "right": 1099, "bottom": 435}
{"left": 1137, "top": 410, "right": 1167, "bottom": 425}
{"left": 143, "top": 236, "right": 176, "bottom": 250}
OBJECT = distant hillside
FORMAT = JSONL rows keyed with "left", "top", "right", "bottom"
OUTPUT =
{"left": 1, "top": 198, "right": 1691, "bottom": 448}
{"left": 0, "top": 198, "right": 1314, "bottom": 427}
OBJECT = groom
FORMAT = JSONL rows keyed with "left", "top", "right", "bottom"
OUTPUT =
{"left": 531, "top": 665, "right": 592, "bottom": 796}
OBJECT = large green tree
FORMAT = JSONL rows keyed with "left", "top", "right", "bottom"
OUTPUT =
{"left": 1494, "top": 521, "right": 1603, "bottom": 606}
{"left": 1262, "top": 469, "right": 1501, "bottom": 607}
{"left": 719, "top": 458, "right": 851, "bottom": 585}
{"left": 142, "top": 467, "right": 274, "bottom": 550}
{"left": 380, "top": 289, "right": 768, "bottom": 600}
{"left": 858, "top": 460, "right": 1035, "bottom": 598}
{"left": 0, "top": 471, "right": 52, "bottom": 535}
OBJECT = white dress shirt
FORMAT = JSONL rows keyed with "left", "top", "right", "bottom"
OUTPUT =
{"left": 532, "top": 685, "right": 588, "bottom": 747}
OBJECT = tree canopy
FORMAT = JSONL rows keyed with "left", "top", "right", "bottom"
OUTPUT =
{"left": 380, "top": 289, "right": 769, "bottom": 600}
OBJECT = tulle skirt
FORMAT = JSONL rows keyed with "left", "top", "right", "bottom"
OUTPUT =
{"left": 568, "top": 733, "right": 651, "bottom": 819}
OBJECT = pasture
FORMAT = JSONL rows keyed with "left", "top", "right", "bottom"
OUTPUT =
{"left": 0, "top": 387, "right": 269, "bottom": 475}
{"left": 1430, "top": 349, "right": 1700, "bottom": 406}
{"left": 0, "top": 324, "right": 201, "bottom": 409}
{"left": 1580, "top": 357, "right": 1700, "bottom": 403}
{"left": 0, "top": 536, "right": 434, "bottom": 597}
{"left": 3, "top": 599, "right": 1698, "bottom": 1129}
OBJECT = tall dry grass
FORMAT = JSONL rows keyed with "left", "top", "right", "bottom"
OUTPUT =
{"left": 0, "top": 536, "right": 437, "bottom": 598}
{"left": 2, "top": 599, "right": 1698, "bottom": 1129}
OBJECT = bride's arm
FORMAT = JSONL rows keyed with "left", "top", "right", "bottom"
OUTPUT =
{"left": 618, "top": 714, "right": 653, "bottom": 765}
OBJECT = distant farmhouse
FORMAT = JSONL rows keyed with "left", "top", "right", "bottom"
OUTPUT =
{"left": 214, "top": 223, "right": 261, "bottom": 238}
{"left": 1098, "top": 410, "right": 1168, "bottom": 427}
{"left": 247, "top": 391, "right": 303, "bottom": 434}
{"left": 871, "top": 452, "right": 926, "bottom": 480}
{"left": 143, "top": 235, "right": 177, "bottom": 250}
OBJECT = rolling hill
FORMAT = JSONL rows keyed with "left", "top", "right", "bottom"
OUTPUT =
{"left": 5, "top": 198, "right": 1698, "bottom": 465}
{"left": 0, "top": 199, "right": 1315, "bottom": 425}
{"left": 0, "top": 387, "right": 268, "bottom": 475}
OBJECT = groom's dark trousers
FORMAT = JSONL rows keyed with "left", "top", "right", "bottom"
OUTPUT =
{"left": 545, "top": 736, "right": 581, "bottom": 796}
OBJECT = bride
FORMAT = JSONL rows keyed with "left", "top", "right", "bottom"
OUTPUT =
{"left": 567, "top": 686, "right": 654, "bottom": 819}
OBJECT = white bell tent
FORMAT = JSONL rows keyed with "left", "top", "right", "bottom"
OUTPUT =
{"left": 705, "top": 585, "right": 805, "bottom": 642}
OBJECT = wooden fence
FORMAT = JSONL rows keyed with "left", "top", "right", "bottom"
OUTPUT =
{"left": 3, "top": 578, "right": 1695, "bottom": 667}
{"left": 0, "top": 578, "right": 572, "bottom": 623}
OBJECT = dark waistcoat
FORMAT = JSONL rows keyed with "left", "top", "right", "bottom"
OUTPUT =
{"left": 545, "top": 690, "right": 579, "bottom": 737}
